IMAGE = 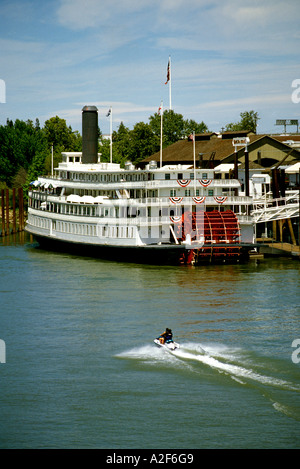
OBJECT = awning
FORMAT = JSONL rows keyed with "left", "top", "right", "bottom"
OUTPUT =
{"left": 30, "top": 180, "right": 41, "bottom": 187}
{"left": 80, "top": 196, "right": 95, "bottom": 204}
{"left": 67, "top": 195, "right": 81, "bottom": 203}
{"left": 94, "top": 196, "right": 109, "bottom": 204}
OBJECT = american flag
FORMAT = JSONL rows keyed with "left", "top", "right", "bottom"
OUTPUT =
{"left": 165, "top": 58, "right": 170, "bottom": 84}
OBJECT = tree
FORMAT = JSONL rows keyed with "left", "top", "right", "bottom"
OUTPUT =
{"left": 102, "top": 121, "right": 160, "bottom": 167}
{"left": 0, "top": 118, "right": 47, "bottom": 186}
{"left": 149, "top": 110, "right": 185, "bottom": 146}
{"left": 183, "top": 118, "right": 208, "bottom": 136}
{"left": 225, "top": 111, "right": 259, "bottom": 133}
{"left": 42, "top": 116, "right": 82, "bottom": 173}
{"left": 149, "top": 110, "right": 209, "bottom": 146}
{"left": 129, "top": 122, "right": 160, "bottom": 165}
{"left": 43, "top": 116, "right": 82, "bottom": 151}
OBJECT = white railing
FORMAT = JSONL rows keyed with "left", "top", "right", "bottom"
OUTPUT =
{"left": 251, "top": 190, "right": 299, "bottom": 223}
{"left": 36, "top": 175, "right": 241, "bottom": 190}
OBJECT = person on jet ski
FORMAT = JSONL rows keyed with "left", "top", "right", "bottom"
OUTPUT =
{"left": 159, "top": 328, "right": 173, "bottom": 344}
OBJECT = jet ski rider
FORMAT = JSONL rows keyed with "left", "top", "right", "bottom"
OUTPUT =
{"left": 159, "top": 328, "right": 173, "bottom": 344}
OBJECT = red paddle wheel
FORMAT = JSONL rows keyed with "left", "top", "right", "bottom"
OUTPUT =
{"left": 174, "top": 210, "right": 241, "bottom": 264}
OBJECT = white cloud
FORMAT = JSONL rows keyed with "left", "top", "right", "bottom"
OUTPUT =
{"left": 1, "top": 0, "right": 299, "bottom": 136}
{"left": 56, "top": 0, "right": 151, "bottom": 30}
{"left": 202, "top": 94, "right": 291, "bottom": 110}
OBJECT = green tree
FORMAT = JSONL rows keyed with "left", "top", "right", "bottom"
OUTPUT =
{"left": 149, "top": 110, "right": 209, "bottom": 146}
{"left": 43, "top": 116, "right": 82, "bottom": 151}
{"left": 129, "top": 122, "right": 160, "bottom": 165}
{"left": 42, "top": 116, "right": 82, "bottom": 173}
{"left": 112, "top": 122, "right": 132, "bottom": 164}
{"left": 149, "top": 110, "right": 185, "bottom": 146}
{"left": 225, "top": 111, "right": 259, "bottom": 133}
{"left": 0, "top": 118, "right": 47, "bottom": 186}
{"left": 183, "top": 118, "right": 208, "bottom": 136}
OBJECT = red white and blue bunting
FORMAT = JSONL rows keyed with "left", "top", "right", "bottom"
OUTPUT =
{"left": 169, "top": 197, "right": 183, "bottom": 204}
{"left": 170, "top": 216, "right": 182, "bottom": 223}
{"left": 177, "top": 179, "right": 191, "bottom": 187}
{"left": 199, "top": 179, "right": 212, "bottom": 187}
{"left": 214, "top": 196, "right": 227, "bottom": 204}
{"left": 192, "top": 196, "right": 206, "bottom": 204}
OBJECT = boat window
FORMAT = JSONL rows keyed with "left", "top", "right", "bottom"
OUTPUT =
{"left": 165, "top": 174, "right": 170, "bottom": 180}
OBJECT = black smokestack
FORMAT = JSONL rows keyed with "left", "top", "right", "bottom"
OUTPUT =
{"left": 82, "top": 105, "right": 98, "bottom": 164}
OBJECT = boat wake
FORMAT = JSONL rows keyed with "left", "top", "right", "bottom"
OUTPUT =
{"left": 117, "top": 341, "right": 300, "bottom": 421}
{"left": 117, "top": 341, "right": 300, "bottom": 391}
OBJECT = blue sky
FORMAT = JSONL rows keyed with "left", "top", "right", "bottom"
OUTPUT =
{"left": 0, "top": 0, "right": 300, "bottom": 136}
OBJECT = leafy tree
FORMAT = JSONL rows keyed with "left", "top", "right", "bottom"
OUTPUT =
{"left": 129, "top": 122, "right": 160, "bottom": 165}
{"left": 12, "top": 167, "right": 28, "bottom": 188}
{"left": 43, "top": 116, "right": 81, "bottom": 150}
{"left": 149, "top": 110, "right": 209, "bottom": 146}
{"left": 112, "top": 122, "right": 132, "bottom": 164}
{"left": 0, "top": 118, "right": 47, "bottom": 186}
{"left": 42, "top": 116, "right": 82, "bottom": 173}
{"left": 225, "top": 111, "right": 259, "bottom": 133}
{"left": 149, "top": 110, "right": 185, "bottom": 146}
{"left": 183, "top": 119, "right": 208, "bottom": 136}
{"left": 101, "top": 121, "right": 160, "bottom": 167}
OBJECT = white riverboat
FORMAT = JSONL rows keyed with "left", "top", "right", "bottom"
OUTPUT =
{"left": 26, "top": 106, "right": 255, "bottom": 265}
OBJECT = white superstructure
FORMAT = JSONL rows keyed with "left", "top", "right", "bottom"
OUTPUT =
{"left": 26, "top": 152, "right": 255, "bottom": 264}
{"left": 26, "top": 105, "right": 255, "bottom": 264}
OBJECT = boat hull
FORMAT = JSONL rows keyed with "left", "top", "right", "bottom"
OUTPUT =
{"left": 30, "top": 233, "right": 187, "bottom": 265}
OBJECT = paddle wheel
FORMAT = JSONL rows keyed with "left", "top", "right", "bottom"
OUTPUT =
{"left": 174, "top": 210, "right": 241, "bottom": 264}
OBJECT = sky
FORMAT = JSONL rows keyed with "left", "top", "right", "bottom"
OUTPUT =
{"left": 0, "top": 0, "right": 300, "bottom": 136}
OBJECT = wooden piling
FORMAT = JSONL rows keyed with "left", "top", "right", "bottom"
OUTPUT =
{"left": 287, "top": 218, "right": 297, "bottom": 245}
{"left": 18, "top": 188, "right": 24, "bottom": 232}
{"left": 12, "top": 188, "right": 17, "bottom": 234}
{"left": 5, "top": 188, "right": 9, "bottom": 235}
{"left": 1, "top": 190, "right": 5, "bottom": 236}
{"left": 0, "top": 187, "right": 25, "bottom": 237}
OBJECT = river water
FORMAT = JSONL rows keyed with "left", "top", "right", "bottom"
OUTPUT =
{"left": 0, "top": 234, "right": 299, "bottom": 449}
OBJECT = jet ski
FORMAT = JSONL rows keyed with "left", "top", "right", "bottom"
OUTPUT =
{"left": 154, "top": 338, "right": 180, "bottom": 351}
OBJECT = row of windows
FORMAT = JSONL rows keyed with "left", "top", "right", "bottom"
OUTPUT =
{"left": 59, "top": 171, "right": 212, "bottom": 183}
{"left": 165, "top": 172, "right": 209, "bottom": 180}
{"left": 170, "top": 189, "right": 214, "bottom": 197}
{"left": 28, "top": 215, "right": 135, "bottom": 239}
{"left": 59, "top": 172, "right": 151, "bottom": 183}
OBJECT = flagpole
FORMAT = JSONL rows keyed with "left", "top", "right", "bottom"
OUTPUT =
{"left": 160, "top": 101, "right": 163, "bottom": 168}
{"left": 193, "top": 131, "right": 196, "bottom": 195}
{"left": 110, "top": 107, "right": 112, "bottom": 164}
{"left": 169, "top": 56, "right": 172, "bottom": 111}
